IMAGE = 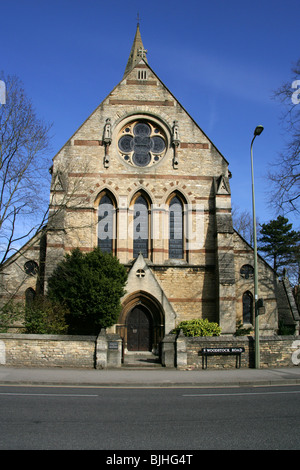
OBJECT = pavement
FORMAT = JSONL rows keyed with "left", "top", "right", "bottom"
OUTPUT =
{"left": 1, "top": 365, "right": 300, "bottom": 388}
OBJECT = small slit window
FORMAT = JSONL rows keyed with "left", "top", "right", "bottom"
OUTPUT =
{"left": 137, "top": 70, "right": 147, "bottom": 80}
{"left": 243, "top": 291, "right": 253, "bottom": 324}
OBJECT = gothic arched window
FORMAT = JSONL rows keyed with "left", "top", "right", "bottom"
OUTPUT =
{"left": 243, "top": 291, "right": 253, "bottom": 324}
{"left": 98, "top": 193, "right": 116, "bottom": 254}
{"left": 25, "top": 287, "right": 36, "bottom": 307}
{"left": 169, "top": 195, "right": 184, "bottom": 259}
{"left": 133, "top": 194, "right": 149, "bottom": 258}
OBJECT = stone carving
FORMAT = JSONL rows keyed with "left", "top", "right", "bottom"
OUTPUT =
{"left": 103, "top": 118, "right": 112, "bottom": 168}
{"left": 172, "top": 121, "right": 180, "bottom": 169}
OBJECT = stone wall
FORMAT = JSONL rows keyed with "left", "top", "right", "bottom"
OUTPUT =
{"left": 182, "top": 335, "right": 300, "bottom": 369}
{"left": 0, "top": 333, "right": 97, "bottom": 368}
{"left": 1, "top": 332, "right": 299, "bottom": 370}
{"left": 233, "top": 231, "right": 279, "bottom": 334}
{"left": 0, "top": 331, "right": 123, "bottom": 369}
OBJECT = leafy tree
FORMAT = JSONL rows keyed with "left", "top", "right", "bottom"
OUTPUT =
{"left": 47, "top": 248, "right": 127, "bottom": 334}
{"left": 258, "top": 215, "right": 300, "bottom": 275}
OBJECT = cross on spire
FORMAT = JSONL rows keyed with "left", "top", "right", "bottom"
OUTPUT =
{"left": 136, "top": 12, "right": 141, "bottom": 25}
{"left": 138, "top": 47, "right": 148, "bottom": 59}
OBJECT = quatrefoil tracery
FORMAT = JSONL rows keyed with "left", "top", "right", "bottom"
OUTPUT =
{"left": 118, "top": 120, "right": 167, "bottom": 167}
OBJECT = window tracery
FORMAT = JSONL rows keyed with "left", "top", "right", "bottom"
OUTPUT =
{"left": 118, "top": 120, "right": 167, "bottom": 167}
{"left": 240, "top": 264, "right": 254, "bottom": 279}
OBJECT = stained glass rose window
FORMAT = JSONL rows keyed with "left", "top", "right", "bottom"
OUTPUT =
{"left": 118, "top": 120, "right": 166, "bottom": 167}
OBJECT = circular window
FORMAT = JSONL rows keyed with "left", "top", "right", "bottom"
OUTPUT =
{"left": 240, "top": 264, "right": 254, "bottom": 279}
{"left": 118, "top": 120, "right": 167, "bottom": 167}
{"left": 24, "top": 260, "right": 39, "bottom": 276}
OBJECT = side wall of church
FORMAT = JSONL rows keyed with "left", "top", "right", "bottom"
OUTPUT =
{"left": 0, "top": 232, "right": 45, "bottom": 330}
{"left": 233, "top": 231, "right": 278, "bottom": 334}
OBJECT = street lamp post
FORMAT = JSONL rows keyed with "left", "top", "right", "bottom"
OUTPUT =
{"left": 250, "top": 125, "right": 264, "bottom": 369}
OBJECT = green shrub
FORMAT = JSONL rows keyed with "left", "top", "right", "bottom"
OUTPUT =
{"left": 0, "top": 302, "right": 24, "bottom": 333}
{"left": 173, "top": 318, "right": 221, "bottom": 337}
{"left": 25, "top": 297, "right": 69, "bottom": 335}
{"left": 235, "top": 320, "right": 253, "bottom": 336}
{"left": 277, "top": 320, "right": 295, "bottom": 336}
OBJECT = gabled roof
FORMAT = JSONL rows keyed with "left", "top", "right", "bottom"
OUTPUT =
{"left": 52, "top": 25, "right": 229, "bottom": 167}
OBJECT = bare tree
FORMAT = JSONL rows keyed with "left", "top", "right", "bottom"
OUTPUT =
{"left": 270, "top": 59, "right": 300, "bottom": 214}
{"left": 232, "top": 204, "right": 260, "bottom": 246}
{"left": 0, "top": 72, "right": 52, "bottom": 267}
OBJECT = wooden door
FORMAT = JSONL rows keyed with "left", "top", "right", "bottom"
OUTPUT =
{"left": 127, "top": 306, "right": 152, "bottom": 351}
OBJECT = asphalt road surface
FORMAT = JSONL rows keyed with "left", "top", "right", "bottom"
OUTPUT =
{"left": 0, "top": 384, "right": 299, "bottom": 450}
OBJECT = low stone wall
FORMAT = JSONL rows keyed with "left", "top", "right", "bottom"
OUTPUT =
{"left": 0, "top": 332, "right": 299, "bottom": 370}
{"left": 0, "top": 333, "right": 97, "bottom": 368}
{"left": 0, "top": 331, "right": 123, "bottom": 369}
{"left": 183, "top": 335, "right": 300, "bottom": 369}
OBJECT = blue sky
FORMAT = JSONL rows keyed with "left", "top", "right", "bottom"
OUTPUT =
{"left": 1, "top": 0, "right": 299, "bottom": 229}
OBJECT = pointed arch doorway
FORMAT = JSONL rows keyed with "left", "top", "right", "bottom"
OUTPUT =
{"left": 117, "top": 292, "right": 165, "bottom": 356}
{"left": 127, "top": 305, "right": 152, "bottom": 351}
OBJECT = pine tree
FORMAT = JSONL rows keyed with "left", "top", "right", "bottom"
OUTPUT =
{"left": 258, "top": 216, "right": 300, "bottom": 275}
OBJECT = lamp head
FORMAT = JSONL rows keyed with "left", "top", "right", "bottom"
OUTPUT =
{"left": 254, "top": 125, "right": 264, "bottom": 136}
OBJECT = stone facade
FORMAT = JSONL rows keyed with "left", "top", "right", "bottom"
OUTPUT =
{"left": 0, "top": 25, "right": 298, "bottom": 356}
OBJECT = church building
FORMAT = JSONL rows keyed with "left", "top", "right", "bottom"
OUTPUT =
{"left": 1, "top": 24, "right": 298, "bottom": 353}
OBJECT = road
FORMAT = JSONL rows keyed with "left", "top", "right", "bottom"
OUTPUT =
{"left": 0, "top": 384, "right": 299, "bottom": 450}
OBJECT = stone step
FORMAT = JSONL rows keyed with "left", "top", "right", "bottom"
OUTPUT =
{"left": 122, "top": 352, "right": 162, "bottom": 368}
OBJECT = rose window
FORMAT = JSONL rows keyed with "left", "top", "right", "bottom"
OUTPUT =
{"left": 118, "top": 120, "right": 167, "bottom": 167}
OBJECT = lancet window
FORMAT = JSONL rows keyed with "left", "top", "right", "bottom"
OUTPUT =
{"left": 98, "top": 193, "right": 116, "bottom": 254}
{"left": 169, "top": 195, "right": 184, "bottom": 259}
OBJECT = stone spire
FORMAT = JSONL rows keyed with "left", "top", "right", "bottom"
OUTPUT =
{"left": 124, "top": 22, "right": 148, "bottom": 77}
